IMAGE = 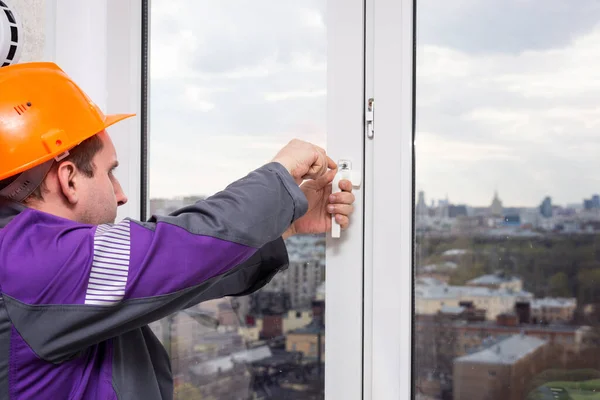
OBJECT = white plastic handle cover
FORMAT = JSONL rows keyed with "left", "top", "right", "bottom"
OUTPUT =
{"left": 331, "top": 160, "right": 361, "bottom": 238}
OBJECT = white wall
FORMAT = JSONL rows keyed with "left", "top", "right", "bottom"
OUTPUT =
{"left": 6, "top": 0, "right": 45, "bottom": 62}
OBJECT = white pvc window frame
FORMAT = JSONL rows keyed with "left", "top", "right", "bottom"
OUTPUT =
{"left": 44, "top": 1, "right": 372, "bottom": 400}
{"left": 364, "top": 0, "right": 415, "bottom": 398}
{"left": 325, "top": 0, "right": 366, "bottom": 398}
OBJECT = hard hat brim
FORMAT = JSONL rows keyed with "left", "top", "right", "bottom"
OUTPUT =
{"left": 104, "top": 113, "right": 136, "bottom": 129}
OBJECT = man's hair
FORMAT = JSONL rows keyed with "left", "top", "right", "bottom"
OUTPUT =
{"left": 0, "top": 134, "right": 104, "bottom": 201}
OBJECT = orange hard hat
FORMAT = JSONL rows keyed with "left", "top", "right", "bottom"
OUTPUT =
{"left": 0, "top": 62, "right": 135, "bottom": 181}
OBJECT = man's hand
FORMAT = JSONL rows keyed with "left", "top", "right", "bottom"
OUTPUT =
{"left": 283, "top": 168, "right": 356, "bottom": 239}
{"left": 272, "top": 139, "right": 336, "bottom": 185}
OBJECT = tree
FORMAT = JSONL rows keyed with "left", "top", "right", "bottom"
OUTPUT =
{"left": 432, "top": 313, "right": 457, "bottom": 390}
{"left": 448, "top": 261, "right": 485, "bottom": 285}
{"left": 174, "top": 382, "right": 204, "bottom": 400}
{"left": 548, "top": 272, "right": 571, "bottom": 297}
{"left": 577, "top": 268, "right": 600, "bottom": 305}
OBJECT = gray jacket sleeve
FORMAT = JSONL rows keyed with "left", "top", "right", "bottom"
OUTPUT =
{"left": 0, "top": 162, "right": 308, "bottom": 363}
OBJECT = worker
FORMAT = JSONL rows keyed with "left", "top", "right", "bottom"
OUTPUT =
{"left": 0, "top": 62, "right": 356, "bottom": 399}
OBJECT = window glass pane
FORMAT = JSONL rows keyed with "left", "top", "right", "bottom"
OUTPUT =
{"left": 148, "top": 1, "right": 327, "bottom": 398}
{"left": 415, "top": 2, "right": 600, "bottom": 399}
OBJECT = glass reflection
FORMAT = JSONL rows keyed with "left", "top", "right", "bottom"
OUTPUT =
{"left": 148, "top": 0, "right": 327, "bottom": 398}
{"left": 415, "top": 1, "right": 600, "bottom": 399}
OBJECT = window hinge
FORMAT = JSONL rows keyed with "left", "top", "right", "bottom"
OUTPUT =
{"left": 366, "top": 98, "right": 375, "bottom": 139}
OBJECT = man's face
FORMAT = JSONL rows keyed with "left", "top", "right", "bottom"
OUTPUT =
{"left": 76, "top": 131, "right": 128, "bottom": 225}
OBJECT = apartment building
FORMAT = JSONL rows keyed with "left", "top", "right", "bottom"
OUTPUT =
{"left": 453, "top": 334, "right": 549, "bottom": 400}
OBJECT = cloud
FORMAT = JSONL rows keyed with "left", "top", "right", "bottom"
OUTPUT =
{"left": 149, "top": 132, "right": 326, "bottom": 197}
{"left": 148, "top": 0, "right": 327, "bottom": 198}
{"left": 264, "top": 89, "right": 326, "bottom": 102}
{"left": 150, "top": 0, "right": 326, "bottom": 80}
{"left": 417, "top": 0, "right": 600, "bottom": 55}
{"left": 416, "top": 11, "right": 600, "bottom": 206}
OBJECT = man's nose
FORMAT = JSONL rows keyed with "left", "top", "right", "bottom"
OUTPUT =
{"left": 117, "top": 194, "right": 128, "bottom": 207}
{"left": 115, "top": 182, "right": 128, "bottom": 206}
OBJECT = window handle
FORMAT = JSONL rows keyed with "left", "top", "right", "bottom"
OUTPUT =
{"left": 331, "top": 159, "right": 361, "bottom": 238}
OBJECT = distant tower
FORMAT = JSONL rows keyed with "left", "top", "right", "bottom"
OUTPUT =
{"left": 416, "top": 191, "right": 427, "bottom": 216}
{"left": 490, "top": 191, "right": 503, "bottom": 216}
{"left": 436, "top": 195, "right": 450, "bottom": 218}
{"left": 540, "top": 196, "right": 553, "bottom": 218}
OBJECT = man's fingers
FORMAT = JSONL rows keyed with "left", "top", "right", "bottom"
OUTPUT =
{"left": 330, "top": 191, "right": 355, "bottom": 205}
{"left": 304, "top": 149, "right": 332, "bottom": 180}
{"left": 327, "top": 155, "right": 337, "bottom": 170}
{"left": 338, "top": 179, "right": 353, "bottom": 192}
{"left": 335, "top": 214, "right": 350, "bottom": 230}
{"left": 303, "top": 167, "right": 325, "bottom": 181}
{"left": 318, "top": 168, "right": 337, "bottom": 185}
{"left": 328, "top": 204, "right": 355, "bottom": 216}
{"left": 272, "top": 139, "right": 338, "bottom": 184}
{"left": 310, "top": 146, "right": 336, "bottom": 176}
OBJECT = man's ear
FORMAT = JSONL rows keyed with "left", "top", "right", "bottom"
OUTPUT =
{"left": 56, "top": 161, "right": 80, "bottom": 205}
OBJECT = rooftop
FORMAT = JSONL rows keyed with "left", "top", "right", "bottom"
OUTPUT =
{"left": 467, "top": 273, "right": 521, "bottom": 286}
{"left": 415, "top": 316, "right": 581, "bottom": 333}
{"left": 455, "top": 334, "right": 546, "bottom": 365}
{"left": 190, "top": 345, "right": 273, "bottom": 375}
{"left": 462, "top": 320, "right": 580, "bottom": 333}
{"left": 419, "top": 261, "right": 458, "bottom": 272}
{"left": 531, "top": 297, "right": 577, "bottom": 309}
{"left": 442, "top": 249, "right": 469, "bottom": 256}
{"left": 415, "top": 276, "right": 446, "bottom": 287}
{"left": 484, "top": 229, "right": 543, "bottom": 238}
{"left": 415, "top": 283, "right": 533, "bottom": 300}
{"left": 440, "top": 305, "right": 466, "bottom": 315}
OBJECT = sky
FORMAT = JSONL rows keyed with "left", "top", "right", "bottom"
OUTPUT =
{"left": 148, "top": 0, "right": 600, "bottom": 208}
{"left": 415, "top": 0, "right": 600, "bottom": 207}
{"left": 148, "top": 0, "right": 326, "bottom": 198}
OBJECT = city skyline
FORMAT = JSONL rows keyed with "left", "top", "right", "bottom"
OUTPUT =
{"left": 149, "top": 188, "right": 600, "bottom": 210}
{"left": 415, "top": 189, "right": 599, "bottom": 210}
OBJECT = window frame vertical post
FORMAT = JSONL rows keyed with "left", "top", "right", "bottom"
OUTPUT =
{"left": 325, "top": 0, "right": 367, "bottom": 398}
{"left": 365, "top": 0, "right": 415, "bottom": 398}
